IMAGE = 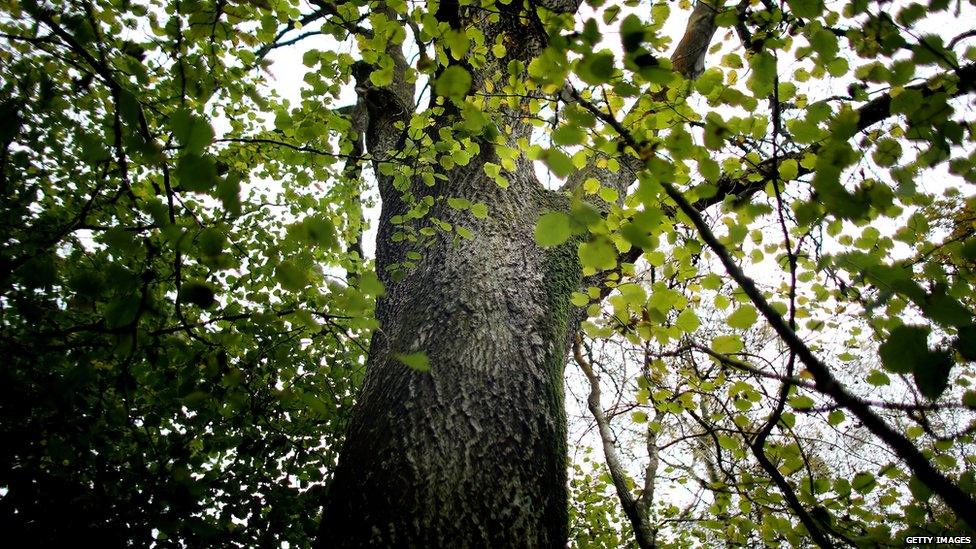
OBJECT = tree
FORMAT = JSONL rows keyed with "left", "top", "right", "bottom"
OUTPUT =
{"left": 2, "top": 0, "right": 976, "bottom": 546}
{"left": 315, "top": 0, "right": 727, "bottom": 545}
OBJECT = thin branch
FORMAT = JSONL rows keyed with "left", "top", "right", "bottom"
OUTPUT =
{"left": 216, "top": 137, "right": 371, "bottom": 162}
{"left": 308, "top": 0, "right": 372, "bottom": 37}
{"left": 699, "top": 61, "right": 976, "bottom": 210}
{"left": 574, "top": 336, "right": 656, "bottom": 549}
{"left": 676, "top": 344, "right": 963, "bottom": 413}
{"left": 949, "top": 29, "right": 976, "bottom": 49}
{"left": 656, "top": 173, "right": 976, "bottom": 529}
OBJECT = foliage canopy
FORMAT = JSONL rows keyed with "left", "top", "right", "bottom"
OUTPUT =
{"left": 2, "top": 0, "right": 976, "bottom": 545}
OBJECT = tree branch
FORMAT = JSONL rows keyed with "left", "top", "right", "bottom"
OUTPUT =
{"left": 574, "top": 337, "right": 656, "bottom": 549}
{"left": 657, "top": 168, "right": 976, "bottom": 530}
{"left": 701, "top": 61, "right": 976, "bottom": 210}
{"left": 560, "top": 0, "right": 723, "bottom": 197}
{"left": 670, "top": 0, "right": 721, "bottom": 79}
{"left": 572, "top": 58, "right": 976, "bottom": 528}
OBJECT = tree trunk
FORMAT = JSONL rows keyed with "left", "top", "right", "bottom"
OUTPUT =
{"left": 316, "top": 12, "right": 584, "bottom": 536}
{"left": 319, "top": 148, "right": 581, "bottom": 546}
{"left": 317, "top": 0, "right": 720, "bottom": 544}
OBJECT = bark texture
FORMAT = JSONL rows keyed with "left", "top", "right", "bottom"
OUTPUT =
{"left": 319, "top": 157, "right": 579, "bottom": 546}
{"left": 318, "top": 1, "right": 722, "bottom": 545}
{"left": 318, "top": 3, "right": 580, "bottom": 545}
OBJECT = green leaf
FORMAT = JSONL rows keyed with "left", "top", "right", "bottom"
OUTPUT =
{"left": 358, "top": 271, "right": 386, "bottom": 297}
{"left": 912, "top": 349, "right": 953, "bottom": 400}
{"left": 527, "top": 46, "right": 569, "bottom": 90}
{"left": 827, "top": 410, "right": 845, "bottom": 426}
{"left": 727, "top": 305, "right": 758, "bottom": 330}
{"left": 747, "top": 51, "right": 776, "bottom": 97}
{"left": 553, "top": 125, "right": 586, "bottom": 146}
{"left": 104, "top": 296, "right": 141, "bottom": 328}
{"left": 718, "top": 434, "right": 738, "bottom": 450}
{"left": 470, "top": 203, "right": 489, "bottom": 219}
{"left": 302, "top": 50, "right": 319, "bottom": 67}
{"left": 789, "top": 395, "right": 815, "bottom": 410}
{"left": 435, "top": 65, "right": 472, "bottom": 101}
{"left": 810, "top": 29, "right": 839, "bottom": 60}
{"left": 879, "top": 325, "right": 930, "bottom": 374}
{"left": 578, "top": 239, "right": 617, "bottom": 271}
{"left": 619, "top": 14, "right": 645, "bottom": 52}
{"left": 79, "top": 132, "right": 112, "bottom": 163}
{"left": 699, "top": 157, "right": 720, "bottom": 182}
{"left": 447, "top": 197, "right": 470, "bottom": 210}
{"left": 461, "top": 102, "right": 488, "bottom": 133}
{"left": 444, "top": 29, "right": 469, "bottom": 60}
{"left": 787, "top": 0, "right": 824, "bottom": 18}
{"left": 306, "top": 216, "right": 338, "bottom": 248}
{"left": 598, "top": 187, "right": 618, "bottom": 203}
{"left": 711, "top": 335, "right": 744, "bottom": 354}
{"left": 620, "top": 222, "right": 653, "bottom": 249}
{"left": 570, "top": 202, "right": 601, "bottom": 230}
{"left": 866, "top": 369, "right": 890, "bottom": 386}
{"left": 603, "top": 4, "right": 621, "bottom": 24}
{"left": 276, "top": 260, "right": 309, "bottom": 292}
{"left": 617, "top": 283, "right": 646, "bottom": 308}
{"left": 813, "top": 146, "right": 865, "bottom": 219}
{"left": 217, "top": 173, "right": 242, "bottom": 214}
{"left": 176, "top": 153, "right": 217, "bottom": 192}
{"left": 103, "top": 227, "right": 139, "bottom": 253}
{"left": 576, "top": 50, "right": 615, "bottom": 85}
{"left": 676, "top": 308, "right": 700, "bottom": 333}
{"left": 695, "top": 68, "right": 723, "bottom": 95}
{"left": 170, "top": 109, "right": 214, "bottom": 154}
{"left": 197, "top": 227, "right": 225, "bottom": 257}
{"left": 702, "top": 273, "right": 722, "bottom": 290}
{"left": 827, "top": 57, "right": 851, "bottom": 78}
{"left": 180, "top": 280, "right": 216, "bottom": 308}
{"left": 961, "top": 239, "right": 976, "bottom": 262}
{"left": 922, "top": 291, "right": 972, "bottom": 328}
{"left": 395, "top": 352, "right": 430, "bottom": 372}
{"left": 369, "top": 66, "right": 394, "bottom": 87}
{"left": 909, "top": 475, "right": 933, "bottom": 502}
{"left": 851, "top": 472, "right": 876, "bottom": 494}
{"left": 535, "top": 212, "right": 571, "bottom": 247}
{"left": 956, "top": 325, "right": 976, "bottom": 361}
{"left": 962, "top": 390, "right": 976, "bottom": 410}
{"left": 571, "top": 292, "right": 589, "bottom": 307}
{"left": 872, "top": 138, "right": 902, "bottom": 167}
{"left": 778, "top": 159, "right": 799, "bottom": 180}
{"left": 541, "top": 149, "right": 574, "bottom": 179}
{"left": 703, "top": 115, "right": 731, "bottom": 150}
{"left": 582, "top": 178, "right": 600, "bottom": 194}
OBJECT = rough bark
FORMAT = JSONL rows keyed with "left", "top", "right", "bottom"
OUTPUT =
{"left": 317, "top": 1, "right": 724, "bottom": 545}
{"left": 318, "top": 2, "right": 580, "bottom": 545}
{"left": 318, "top": 154, "right": 579, "bottom": 547}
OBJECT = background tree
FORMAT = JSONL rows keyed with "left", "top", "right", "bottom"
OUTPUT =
{"left": 2, "top": 0, "right": 976, "bottom": 546}
{"left": 0, "top": 0, "right": 374, "bottom": 544}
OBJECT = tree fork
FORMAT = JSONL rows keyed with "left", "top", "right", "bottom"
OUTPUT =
{"left": 318, "top": 1, "right": 734, "bottom": 545}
